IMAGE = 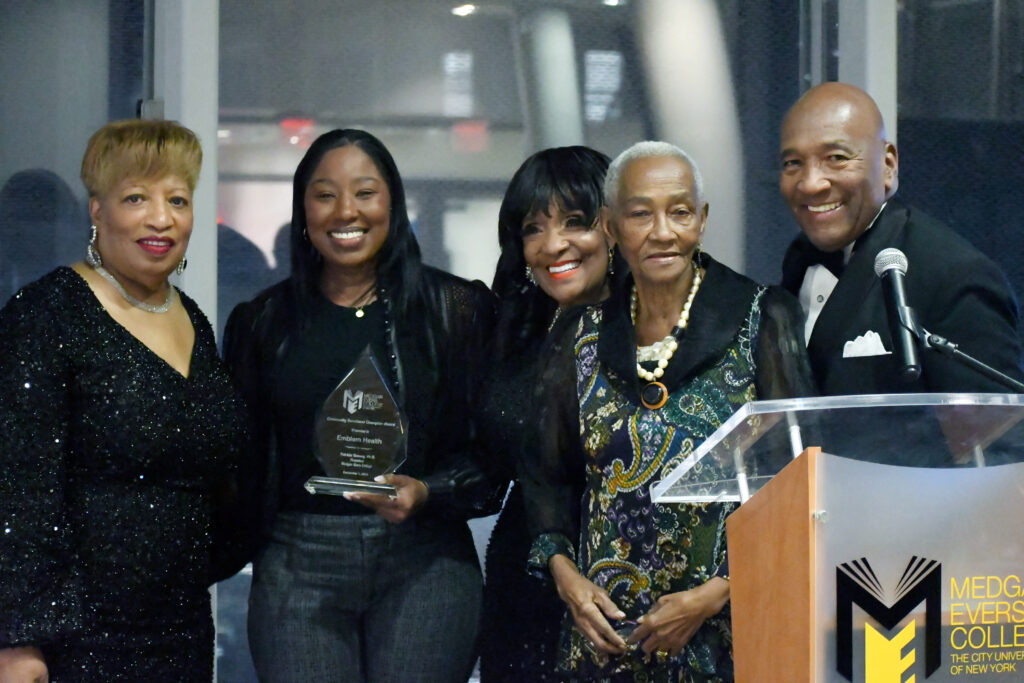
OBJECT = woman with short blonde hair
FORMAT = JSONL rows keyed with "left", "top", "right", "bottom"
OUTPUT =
{"left": 0, "top": 119, "right": 248, "bottom": 682}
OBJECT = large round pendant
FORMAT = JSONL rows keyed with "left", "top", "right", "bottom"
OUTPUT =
{"left": 641, "top": 381, "right": 668, "bottom": 410}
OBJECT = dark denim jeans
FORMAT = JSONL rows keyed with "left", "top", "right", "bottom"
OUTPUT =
{"left": 248, "top": 512, "right": 482, "bottom": 682}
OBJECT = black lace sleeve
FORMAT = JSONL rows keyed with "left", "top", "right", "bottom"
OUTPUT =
{"left": 519, "top": 312, "right": 586, "bottom": 575}
{"left": 748, "top": 286, "right": 819, "bottom": 478}
{"left": 220, "top": 297, "right": 278, "bottom": 562}
{"left": 754, "top": 286, "right": 818, "bottom": 400}
{"left": 0, "top": 284, "right": 84, "bottom": 648}
{"left": 418, "top": 277, "right": 507, "bottom": 519}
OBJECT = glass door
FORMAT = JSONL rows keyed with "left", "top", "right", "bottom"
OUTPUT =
{"left": 0, "top": 0, "right": 144, "bottom": 306}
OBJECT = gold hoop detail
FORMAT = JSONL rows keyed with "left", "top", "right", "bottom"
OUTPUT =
{"left": 641, "top": 381, "right": 668, "bottom": 410}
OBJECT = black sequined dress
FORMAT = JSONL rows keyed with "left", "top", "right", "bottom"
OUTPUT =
{"left": 0, "top": 268, "right": 248, "bottom": 681}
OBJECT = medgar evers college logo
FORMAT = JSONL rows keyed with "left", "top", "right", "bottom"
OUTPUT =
{"left": 836, "top": 556, "right": 942, "bottom": 681}
{"left": 342, "top": 388, "right": 385, "bottom": 414}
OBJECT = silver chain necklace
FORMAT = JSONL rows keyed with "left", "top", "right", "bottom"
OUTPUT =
{"left": 93, "top": 265, "right": 174, "bottom": 313}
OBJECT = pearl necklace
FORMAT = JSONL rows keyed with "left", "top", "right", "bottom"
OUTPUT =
{"left": 631, "top": 262, "right": 702, "bottom": 408}
{"left": 93, "top": 265, "right": 174, "bottom": 313}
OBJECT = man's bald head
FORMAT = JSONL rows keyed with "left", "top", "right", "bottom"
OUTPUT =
{"left": 779, "top": 82, "right": 899, "bottom": 252}
{"left": 783, "top": 82, "right": 888, "bottom": 144}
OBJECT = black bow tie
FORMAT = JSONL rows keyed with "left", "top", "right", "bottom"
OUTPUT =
{"left": 807, "top": 246, "right": 845, "bottom": 277}
{"left": 781, "top": 236, "right": 846, "bottom": 293}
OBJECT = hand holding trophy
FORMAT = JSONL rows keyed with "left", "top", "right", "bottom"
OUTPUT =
{"left": 344, "top": 473, "right": 428, "bottom": 523}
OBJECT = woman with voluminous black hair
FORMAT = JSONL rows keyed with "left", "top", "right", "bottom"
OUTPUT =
{"left": 478, "top": 145, "right": 625, "bottom": 682}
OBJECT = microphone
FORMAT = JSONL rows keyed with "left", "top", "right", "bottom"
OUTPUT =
{"left": 874, "top": 248, "right": 922, "bottom": 381}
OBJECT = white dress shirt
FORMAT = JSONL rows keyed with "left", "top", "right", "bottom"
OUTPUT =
{"left": 798, "top": 202, "right": 888, "bottom": 344}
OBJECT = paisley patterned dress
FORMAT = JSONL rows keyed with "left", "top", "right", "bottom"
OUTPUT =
{"left": 525, "top": 256, "right": 815, "bottom": 683}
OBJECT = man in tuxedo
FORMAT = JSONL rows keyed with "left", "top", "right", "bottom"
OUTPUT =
{"left": 778, "top": 81, "right": 1023, "bottom": 395}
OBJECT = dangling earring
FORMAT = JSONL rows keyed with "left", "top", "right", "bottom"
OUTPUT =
{"left": 606, "top": 246, "right": 615, "bottom": 276}
{"left": 86, "top": 225, "right": 102, "bottom": 267}
{"left": 525, "top": 265, "right": 536, "bottom": 285}
{"left": 176, "top": 258, "right": 187, "bottom": 275}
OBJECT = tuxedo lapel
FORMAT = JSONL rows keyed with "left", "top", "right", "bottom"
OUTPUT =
{"left": 781, "top": 235, "right": 811, "bottom": 295}
{"left": 781, "top": 234, "right": 844, "bottom": 294}
{"left": 806, "top": 202, "right": 910, "bottom": 360}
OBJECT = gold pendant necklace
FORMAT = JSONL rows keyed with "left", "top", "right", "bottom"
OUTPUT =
{"left": 350, "top": 282, "right": 377, "bottom": 318}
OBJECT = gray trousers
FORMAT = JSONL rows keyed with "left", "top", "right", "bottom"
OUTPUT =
{"left": 248, "top": 511, "right": 482, "bottom": 683}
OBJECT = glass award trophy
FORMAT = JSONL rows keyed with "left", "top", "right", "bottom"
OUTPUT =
{"left": 304, "top": 345, "right": 407, "bottom": 497}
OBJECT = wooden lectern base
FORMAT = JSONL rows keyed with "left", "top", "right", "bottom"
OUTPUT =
{"left": 726, "top": 447, "right": 820, "bottom": 682}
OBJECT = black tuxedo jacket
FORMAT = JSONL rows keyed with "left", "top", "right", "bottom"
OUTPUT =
{"left": 781, "top": 200, "right": 1024, "bottom": 395}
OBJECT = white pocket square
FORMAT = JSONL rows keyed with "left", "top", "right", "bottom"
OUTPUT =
{"left": 842, "top": 330, "right": 891, "bottom": 358}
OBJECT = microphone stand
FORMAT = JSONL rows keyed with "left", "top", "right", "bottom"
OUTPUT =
{"left": 921, "top": 333, "right": 1024, "bottom": 393}
{"left": 895, "top": 303, "right": 1024, "bottom": 393}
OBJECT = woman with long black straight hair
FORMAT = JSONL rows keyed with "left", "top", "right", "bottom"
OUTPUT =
{"left": 224, "top": 128, "right": 497, "bottom": 683}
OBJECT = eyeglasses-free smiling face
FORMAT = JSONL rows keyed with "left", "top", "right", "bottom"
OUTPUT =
{"left": 521, "top": 200, "right": 609, "bottom": 307}
{"left": 606, "top": 155, "right": 706, "bottom": 289}
{"left": 304, "top": 144, "right": 392, "bottom": 278}
{"left": 778, "top": 83, "right": 898, "bottom": 253}
{"left": 89, "top": 174, "right": 192, "bottom": 293}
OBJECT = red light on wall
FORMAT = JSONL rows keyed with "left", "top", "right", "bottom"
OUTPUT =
{"left": 451, "top": 120, "right": 489, "bottom": 153}
{"left": 279, "top": 118, "right": 316, "bottom": 147}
